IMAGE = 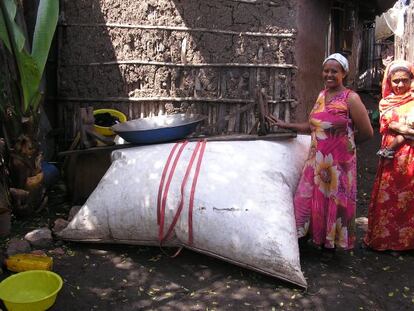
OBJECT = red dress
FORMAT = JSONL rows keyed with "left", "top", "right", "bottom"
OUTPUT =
{"left": 364, "top": 92, "right": 414, "bottom": 250}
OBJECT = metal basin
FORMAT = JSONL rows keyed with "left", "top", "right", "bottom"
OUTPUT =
{"left": 112, "top": 114, "right": 206, "bottom": 144}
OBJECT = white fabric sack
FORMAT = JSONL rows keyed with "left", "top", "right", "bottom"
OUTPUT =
{"left": 59, "top": 136, "right": 311, "bottom": 288}
{"left": 382, "top": 0, "right": 408, "bottom": 38}
{"left": 375, "top": 14, "right": 394, "bottom": 41}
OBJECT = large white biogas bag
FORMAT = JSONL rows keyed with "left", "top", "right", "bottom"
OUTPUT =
{"left": 59, "top": 135, "right": 311, "bottom": 288}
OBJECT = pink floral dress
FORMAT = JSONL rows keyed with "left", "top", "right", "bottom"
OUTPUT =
{"left": 294, "top": 89, "right": 356, "bottom": 249}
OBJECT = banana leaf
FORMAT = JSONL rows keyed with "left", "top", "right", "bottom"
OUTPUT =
{"left": 0, "top": 0, "right": 58, "bottom": 114}
{"left": 32, "top": 0, "right": 59, "bottom": 80}
{"left": 0, "top": 6, "right": 12, "bottom": 52}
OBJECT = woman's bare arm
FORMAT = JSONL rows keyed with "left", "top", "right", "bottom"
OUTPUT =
{"left": 348, "top": 92, "right": 374, "bottom": 143}
{"left": 273, "top": 119, "right": 311, "bottom": 134}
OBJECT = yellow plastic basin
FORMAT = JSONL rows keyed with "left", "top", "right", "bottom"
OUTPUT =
{"left": 0, "top": 270, "right": 63, "bottom": 311}
{"left": 93, "top": 108, "right": 127, "bottom": 136}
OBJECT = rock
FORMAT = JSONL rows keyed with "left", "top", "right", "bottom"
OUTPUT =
{"left": 31, "top": 250, "right": 47, "bottom": 256}
{"left": 54, "top": 240, "right": 64, "bottom": 247}
{"left": 53, "top": 218, "right": 69, "bottom": 233}
{"left": 6, "top": 238, "right": 31, "bottom": 256}
{"left": 68, "top": 205, "right": 82, "bottom": 221}
{"left": 49, "top": 248, "right": 65, "bottom": 256}
{"left": 24, "top": 228, "right": 53, "bottom": 248}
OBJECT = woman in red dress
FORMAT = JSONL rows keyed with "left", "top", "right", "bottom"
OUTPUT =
{"left": 365, "top": 60, "right": 414, "bottom": 251}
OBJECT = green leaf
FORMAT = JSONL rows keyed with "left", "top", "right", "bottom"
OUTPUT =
{"left": 29, "top": 89, "right": 43, "bottom": 112}
{"left": 14, "top": 49, "right": 42, "bottom": 111}
{"left": 2, "top": 0, "right": 25, "bottom": 51}
{"left": 1, "top": 0, "right": 58, "bottom": 113}
{"left": 0, "top": 6, "right": 12, "bottom": 51}
{"left": 31, "top": 0, "right": 59, "bottom": 74}
{"left": 1, "top": 0, "right": 39, "bottom": 112}
{"left": 3, "top": 0, "right": 16, "bottom": 19}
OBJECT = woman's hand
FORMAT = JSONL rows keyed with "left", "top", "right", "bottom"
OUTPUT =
{"left": 271, "top": 118, "right": 311, "bottom": 133}
{"left": 264, "top": 115, "right": 288, "bottom": 128}
{"left": 271, "top": 118, "right": 289, "bottom": 129}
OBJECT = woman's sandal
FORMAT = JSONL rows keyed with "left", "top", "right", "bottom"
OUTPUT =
{"left": 376, "top": 148, "right": 395, "bottom": 159}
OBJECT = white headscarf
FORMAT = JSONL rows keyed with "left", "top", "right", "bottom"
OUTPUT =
{"left": 323, "top": 53, "right": 349, "bottom": 73}
{"left": 388, "top": 60, "right": 412, "bottom": 77}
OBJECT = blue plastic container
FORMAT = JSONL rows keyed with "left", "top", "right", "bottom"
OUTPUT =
{"left": 41, "top": 161, "right": 60, "bottom": 188}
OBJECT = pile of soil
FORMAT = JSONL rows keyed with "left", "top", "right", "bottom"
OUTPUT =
{"left": 94, "top": 112, "right": 120, "bottom": 127}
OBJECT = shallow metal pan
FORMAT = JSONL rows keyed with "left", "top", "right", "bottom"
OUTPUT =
{"left": 112, "top": 114, "right": 206, "bottom": 144}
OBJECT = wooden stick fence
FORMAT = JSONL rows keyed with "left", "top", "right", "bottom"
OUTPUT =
{"left": 59, "top": 22, "right": 296, "bottom": 38}
{"left": 57, "top": 2, "right": 297, "bottom": 138}
{"left": 55, "top": 96, "right": 296, "bottom": 105}
{"left": 62, "top": 60, "right": 297, "bottom": 69}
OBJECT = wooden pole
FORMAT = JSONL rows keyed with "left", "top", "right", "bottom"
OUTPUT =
{"left": 59, "top": 22, "right": 296, "bottom": 38}
{"left": 55, "top": 96, "right": 296, "bottom": 105}
{"left": 62, "top": 60, "right": 297, "bottom": 69}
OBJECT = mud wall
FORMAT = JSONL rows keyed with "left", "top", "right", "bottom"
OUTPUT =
{"left": 395, "top": 4, "right": 414, "bottom": 64}
{"left": 58, "top": 0, "right": 298, "bottom": 139}
{"left": 294, "top": 0, "right": 330, "bottom": 122}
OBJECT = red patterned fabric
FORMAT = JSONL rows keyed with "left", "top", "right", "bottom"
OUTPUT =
{"left": 364, "top": 61, "right": 414, "bottom": 251}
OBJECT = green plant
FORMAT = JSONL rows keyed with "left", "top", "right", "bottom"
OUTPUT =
{"left": 0, "top": 0, "right": 59, "bottom": 215}
{"left": 0, "top": 0, "right": 58, "bottom": 116}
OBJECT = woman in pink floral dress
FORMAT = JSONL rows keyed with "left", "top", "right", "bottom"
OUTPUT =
{"left": 276, "top": 53, "right": 373, "bottom": 254}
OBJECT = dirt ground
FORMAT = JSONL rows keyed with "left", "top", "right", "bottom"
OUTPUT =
{"left": 2, "top": 92, "right": 414, "bottom": 311}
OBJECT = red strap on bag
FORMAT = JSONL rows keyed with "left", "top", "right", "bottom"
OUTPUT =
{"left": 161, "top": 140, "right": 203, "bottom": 243}
{"left": 158, "top": 141, "right": 188, "bottom": 241}
{"left": 156, "top": 140, "right": 207, "bottom": 246}
{"left": 188, "top": 139, "right": 207, "bottom": 245}
{"left": 157, "top": 142, "right": 181, "bottom": 225}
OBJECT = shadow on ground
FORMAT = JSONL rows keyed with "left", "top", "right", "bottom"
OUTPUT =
{"left": 2, "top": 92, "right": 414, "bottom": 311}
